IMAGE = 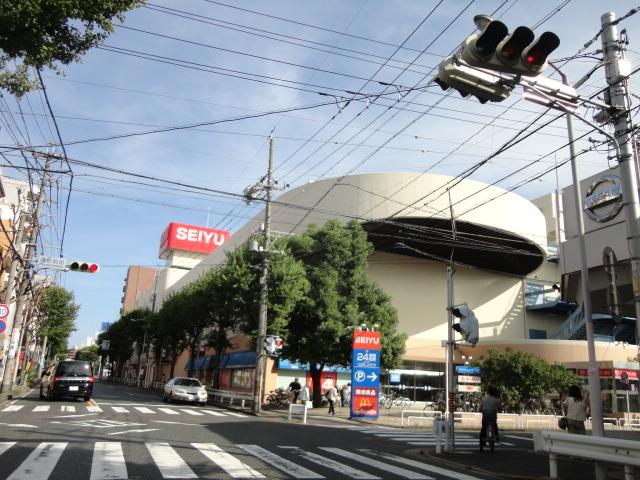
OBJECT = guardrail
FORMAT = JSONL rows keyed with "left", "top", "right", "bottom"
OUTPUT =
{"left": 401, "top": 409, "right": 442, "bottom": 427}
{"left": 533, "top": 430, "right": 640, "bottom": 480}
{"left": 207, "top": 388, "right": 253, "bottom": 410}
{"left": 288, "top": 404, "right": 308, "bottom": 424}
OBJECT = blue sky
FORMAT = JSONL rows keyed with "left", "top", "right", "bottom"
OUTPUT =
{"left": 0, "top": 0, "right": 637, "bottom": 347}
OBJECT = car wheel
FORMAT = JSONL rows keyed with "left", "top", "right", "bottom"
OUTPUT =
{"left": 39, "top": 387, "right": 45, "bottom": 400}
{"left": 162, "top": 392, "right": 167, "bottom": 402}
{"left": 168, "top": 392, "right": 174, "bottom": 404}
{"left": 84, "top": 394, "right": 91, "bottom": 402}
{"left": 199, "top": 402, "right": 205, "bottom": 407}
{"left": 47, "top": 388, "right": 55, "bottom": 401}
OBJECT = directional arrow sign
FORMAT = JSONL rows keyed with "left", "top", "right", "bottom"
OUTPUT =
{"left": 367, "top": 372, "right": 378, "bottom": 382}
{"left": 352, "top": 367, "right": 379, "bottom": 388}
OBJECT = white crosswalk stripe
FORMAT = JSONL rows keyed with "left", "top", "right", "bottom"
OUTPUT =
{"left": 0, "top": 440, "right": 480, "bottom": 479}
{"left": 134, "top": 406, "right": 155, "bottom": 414}
{"left": 111, "top": 406, "right": 129, "bottom": 413}
{"left": 2, "top": 405, "right": 24, "bottom": 412}
{"left": 87, "top": 405, "right": 103, "bottom": 412}
{"left": 8, "top": 442, "right": 67, "bottom": 480}
{"left": 280, "top": 446, "right": 380, "bottom": 479}
{"left": 180, "top": 409, "right": 204, "bottom": 416}
{"left": 158, "top": 407, "right": 179, "bottom": 415}
{"left": 61, "top": 405, "right": 76, "bottom": 412}
{"left": 354, "top": 427, "right": 503, "bottom": 449}
{"left": 91, "top": 442, "right": 127, "bottom": 480}
{"left": 146, "top": 442, "right": 197, "bottom": 479}
{"left": 202, "top": 409, "right": 225, "bottom": 416}
{"left": 238, "top": 444, "right": 324, "bottom": 479}
{"left": 33, "top": 405, "right": 50, "bottom": 412}
{"left": 192, "top": 442, "right": 264, "bottom": 478}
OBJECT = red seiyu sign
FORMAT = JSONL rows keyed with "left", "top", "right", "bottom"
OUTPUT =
{"left": 159, "top": 222, "right": 230, "bottom": 258}
{"left": 352, "top": 331, "right": 381, "bottom": 350}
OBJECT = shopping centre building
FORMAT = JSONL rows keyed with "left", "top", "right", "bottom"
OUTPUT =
{"left": 126, "top": 170, "right": 638, "bottom": 414}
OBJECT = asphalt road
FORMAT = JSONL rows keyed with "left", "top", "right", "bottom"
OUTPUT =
{"left": 0, "top": 381, "right": 531, "bottom": 480}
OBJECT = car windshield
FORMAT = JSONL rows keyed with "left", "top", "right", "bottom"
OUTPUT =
{"left": 56, "top": 362, "right": 91, "bottom": 377}
{"left": 174, "top": 378, "right": 201, "bottom": 387}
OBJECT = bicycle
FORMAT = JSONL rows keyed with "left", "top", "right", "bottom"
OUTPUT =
{"left": 486, "top": 422, "right": 496, "bottom": 453}
{"left": 480, "top": 411, "right": 498, "bottom": 453}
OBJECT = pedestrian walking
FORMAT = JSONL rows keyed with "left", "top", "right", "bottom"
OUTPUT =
{"left": 563, "top": 385, "right": 588, "bottom": 434}
{"left": 340, "top": 383, "right": 350, "bottom": 407}
{"left": 299, "top": 383, "right": 310, "bottom": 407}
{"left": 288, "top": 377, "right": 302, "bottom": 403}
{"left": 326, "top": 384, "right": 338, "bottom": 415}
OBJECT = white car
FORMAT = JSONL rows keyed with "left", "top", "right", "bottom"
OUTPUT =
{"left": 163, "top": 377, "right": 208, "bottom": 406}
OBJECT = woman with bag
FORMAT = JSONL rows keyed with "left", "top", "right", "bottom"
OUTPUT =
{"left": 562, "top": 385, "right": 587, "bottom": 434}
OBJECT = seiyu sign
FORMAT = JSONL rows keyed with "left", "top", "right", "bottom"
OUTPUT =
{"left": 350, "top": 330, "right": 380, "bottom": 419}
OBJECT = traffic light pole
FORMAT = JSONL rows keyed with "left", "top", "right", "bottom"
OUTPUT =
{"left": 600, "top": 11, "right": 640, "bottom": 347}
{"left": 252, "top": 134, "right": 274, "bottom": 415}
{"left": 1, "top": 153, "right": 51, "bottom": 395}
{"left": 445, "top": 265, "right": 455, "bottom": 452}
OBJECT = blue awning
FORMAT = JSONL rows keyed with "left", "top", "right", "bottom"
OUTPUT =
{"left": 184, "top": 356, "right": 212, "bottom": 371}
{"left": 219, "top": 351, "right": 257, "bottom": 369}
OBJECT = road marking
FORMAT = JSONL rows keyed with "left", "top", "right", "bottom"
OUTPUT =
{"left": 134, "top": 407, "right": 154, "bottom": 414}
{"left": 202, "top": 409, "right": 225, "bottom": 416}
{"left": 111, "top": 407, "right": 129, "bottom": 413}
{"left": 0, "top": 442, "right": 16, "bottom": 455}
{"left": 192, "top": 442, "right": 264, "bottom": 478}
{"left": 33, "top": 406, "right": 50, "bottom": 412}
{"left": 238, "top": 444, "right": 324, "bottom": 479}
{"left": 226, "top": 412, "right": 247, "bottom": 417}
{"left": 153, "top": 420, "right": 206, "bottom": 426}
{"left": 87, "top": 405, "right": 103, "bottom": 413}
{"left": 359, "top": 450, "right": 485, "bottom": 480}
{"left": 320, "top": 448, "right": 432, "bottom": 479}
{"left": 8, "top": 442, "right": 67, "bottom": 480}
{"left": 280, "top": 446, "right": 380, "bottom": 479}
{"left": 158, "top": 408, "right": 179, "bottom": 415}
{"left": 180, "top": 409, "right": 204, "bottom": 416}
{"left": 2, "top": 405, "right": 24, "bottom": 412}
{"left": 107, "top": 428, "right": 159, "bottom": 435}
{"left": 146, "top": 442, "right": 197, "bottom": 479}
{"left": 61, "top": 405, "right": 76, "bottom": 412}
{"left": 91, "top": 442, "right": 128, "bottom": 480}
{"left": 0, "top": 422, "right": 37, "bottom": 428}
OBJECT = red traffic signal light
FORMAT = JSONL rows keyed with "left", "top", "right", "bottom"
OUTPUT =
{"left": 522, "top": 31, "right": 560, "bottom": 69}
{"left": 68, "top": 261, "right": 100, "bottom": 273}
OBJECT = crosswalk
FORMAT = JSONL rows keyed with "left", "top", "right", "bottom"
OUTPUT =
{"left": 0, "top": 441, "right": 487, "bottom": 479}
{"left": 0, "top": 404, "right": 247, "bottom": 418}
{"left": 353, "top": 427, "right": 513, "bottom": 449}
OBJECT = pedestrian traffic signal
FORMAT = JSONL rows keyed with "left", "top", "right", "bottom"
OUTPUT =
{"left": 264, "top": 335, "right": 283, "bottom": 356}
{"left": 68, "top": 261, "right": 100, "bottom": 273}
{"left": 460, "top": 17, "right": 559, "bottom": 76}
{"left": 451, "top": 303, "right": 479, "bottom": 346}
{"left": 432, "top": 55, "right": 512, "bottom": 104}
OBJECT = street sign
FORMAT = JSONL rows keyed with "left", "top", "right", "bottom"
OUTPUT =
{"left": 36, "top": 256, "right": 69, "bottom": 270}
{"left": 457, "top": 375, "right": 481, "bottom": 384}
{"left": 455, "top": 365, "right": 481, "bottom": 375}
{"left": 457, "top": 384, "right": 481, "bottom": 393}
{"left": 350, "top": 330, "right": 381, "bottom": 419}
{"left": 0, "top": 304, "right": 9, "bottom": 319}
{"left": 0, "top": 319, "right": 6, "bottom": 334}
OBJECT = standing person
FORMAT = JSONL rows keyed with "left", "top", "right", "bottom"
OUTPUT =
{"left": 299, "top": 382, "right": 310, "bottom": 407}
{"left": 288, "top": 377, "right": 302, "bottom": 403}
{"left": 563, "top": 385, "right": 587, "bottom": 434}
{"left": 478, "top": 386, "right": 501, "bottom": 451}
{"left": 326, "top": 384, "right": 338, "bottom": 415}
{"left": 340, "top": 383, "right": 351, "bottom": 407}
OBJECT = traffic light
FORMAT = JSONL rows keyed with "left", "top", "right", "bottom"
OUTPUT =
{"left": 68, "top": 261, "right": 100, "bottom": 273}
{"left": 264, "top": 335, "right": 283, "bottom": 356}
{"left": 460, "top": 17, "right": 560, "bottom": 76}
{"left": 432, "top": 55, "right": 512, "bottom": 104}
{"left": 451, "top": 303, "right": 479, "bottom": 346}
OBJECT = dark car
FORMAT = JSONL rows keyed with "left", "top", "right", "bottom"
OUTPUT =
{"left": 40, "top": 360, "right": 94, "bottom": 401}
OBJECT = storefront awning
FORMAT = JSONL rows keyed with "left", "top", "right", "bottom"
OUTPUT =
{"left": 219, "top": 351, "right": 257, "bottom": 368}
{"left": 184, "top": 356, "right": 212, "bottom": 371}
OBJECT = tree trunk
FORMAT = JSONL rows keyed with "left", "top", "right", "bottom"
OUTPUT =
{"left": 310, "top": 364, "right": 324, "bottom": 407}
{"left": 37, "top": 336, "right": 48, "bottom": 377}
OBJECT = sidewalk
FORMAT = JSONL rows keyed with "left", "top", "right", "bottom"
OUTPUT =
{"left": 262, "top": 405, "right": 640, "bottom": 479}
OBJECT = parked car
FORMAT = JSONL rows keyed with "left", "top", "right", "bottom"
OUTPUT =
{"left": 40, "top": 360, "right": 94, "bottom": 401}
{"left": 163, "top": 377, "right": 207, "bottom": 405}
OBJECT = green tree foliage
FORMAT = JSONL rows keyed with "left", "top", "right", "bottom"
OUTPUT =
{"left": 476, "top": 348, "right": 580, "bottom": 411}
{"left": 97, "top": 308, "right": 152, "bottom": 377}
{"left": 37, "top": 285, "right": 78, "bottom": 357}
{"left": 0, "top": 0, "right": 143, "bottom": 96}
{"left": 76, "top": 344, "right": 98, "bottom": 362}
{"left": 285, "top": 220, "right": 406, "bottom": 405}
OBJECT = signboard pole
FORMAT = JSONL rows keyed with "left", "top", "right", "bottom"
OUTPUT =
{"left": 445, "top": 265, "right": 456, "bottom": 452}
{"left": 350, "top": 330, "right": 381, "bottom": 418}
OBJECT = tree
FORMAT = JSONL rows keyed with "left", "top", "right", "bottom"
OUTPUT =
{"left": 476, "top": 348, "right": 580, "bottom": 412}
{"left": 0, "top": 0, "right": 143, "bottom": 96}
{"left": 37, "top": 285, "right": 78, "bottom": 358}
{"left": 76, "top": 344, "right": 98, "bottom": 362}
{"left": 285, "top": 220, "right": 406, "bottom": 406}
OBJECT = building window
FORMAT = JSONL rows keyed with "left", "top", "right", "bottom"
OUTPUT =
{"left": 230, "top": 368, "right": 252, "bottom": 389}
{"left": 529, "top": 329, "right": 547, "bottom": 339}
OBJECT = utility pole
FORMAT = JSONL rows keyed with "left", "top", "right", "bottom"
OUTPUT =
{"left": 601, "top": 12, "right": 640, "bottom": 343}
{"left": 247, "top": 133, "right": 276, "bottom": 415}
{"left": 0, "top": 153, "right": 51, "bottom": 395}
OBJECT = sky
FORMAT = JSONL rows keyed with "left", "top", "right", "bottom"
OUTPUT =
{"left": 0, "top": 0, "right": 638, "bottom": 347}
